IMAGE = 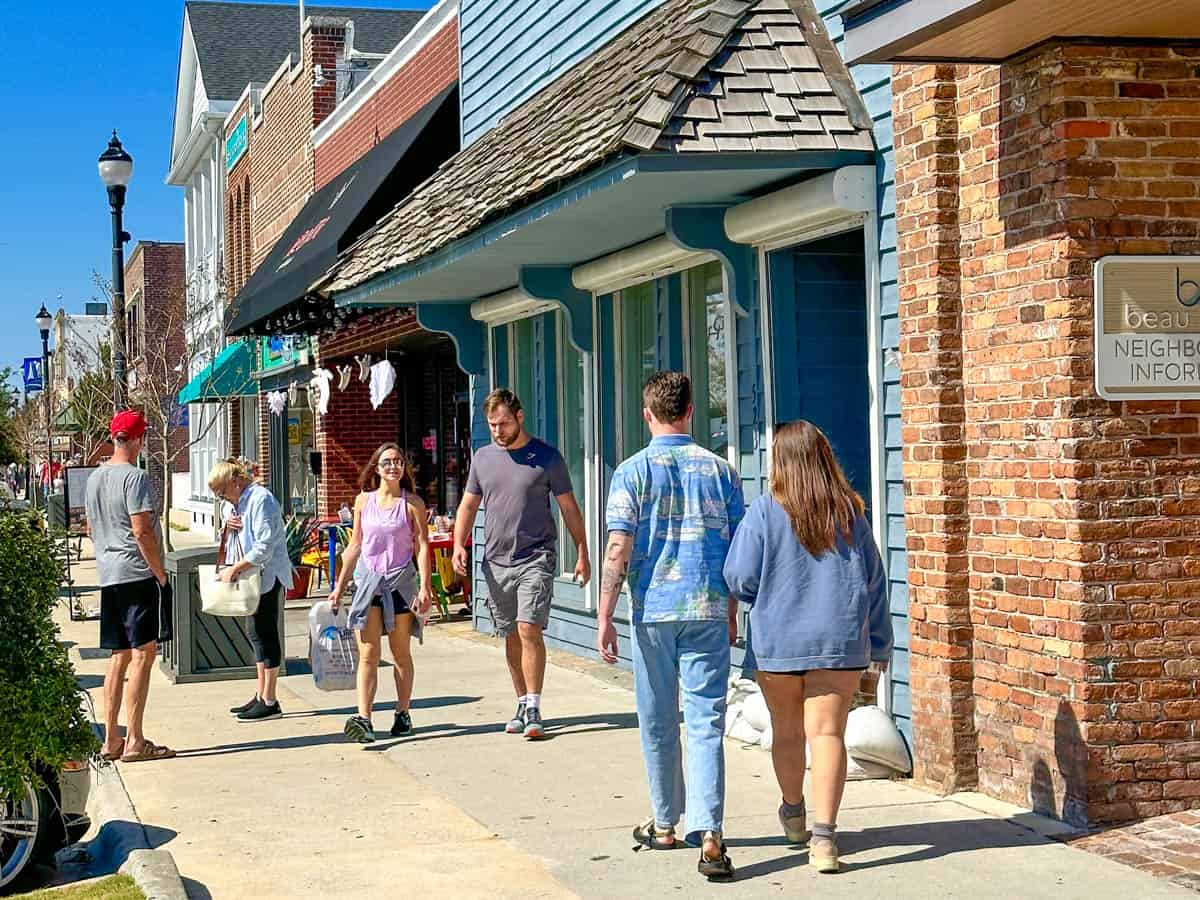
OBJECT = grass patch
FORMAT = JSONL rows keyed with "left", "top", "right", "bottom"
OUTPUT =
{"left": 12, "top": 875, "right": 144, "bottom": 900}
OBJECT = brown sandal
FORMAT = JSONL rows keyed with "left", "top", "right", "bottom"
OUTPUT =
{"left": 100, "top": 740, "right": 125, "bottom": 762}
{"left": 120, "top": 740, "right": 176, "bottom": 763}
{"left": 632, "top": 816, "right": 677, "bottom": 850}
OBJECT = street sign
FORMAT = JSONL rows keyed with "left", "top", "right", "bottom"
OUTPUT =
{"left": 1095, "top": 256, "right": 1200, "bottom": 400}
{"left": 22, "top": 357, "right": 43, "bottom": 391}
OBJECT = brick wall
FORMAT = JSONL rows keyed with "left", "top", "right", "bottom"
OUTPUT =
{"left": 125, "top": 242, "right": 189, "bottom": 512}
{"left": 314, "top": 310, "right": 424, "bottom": 518}
{"left": 314, "top": 17, "right": 458, "bottom": 189}
{"left": 894, "top": 45, "right": 1200, "bottom": 826}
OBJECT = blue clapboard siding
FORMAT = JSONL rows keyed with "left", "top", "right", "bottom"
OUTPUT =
{"left": 821, "top": 0, "right": 910, "bottom": 743}
{"left": 459, "top": 0, "right": 667, "bottom": 145}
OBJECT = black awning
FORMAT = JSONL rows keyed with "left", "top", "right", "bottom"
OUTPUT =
{"left": 225, "top": 83, "right": 459, "bottom": 336}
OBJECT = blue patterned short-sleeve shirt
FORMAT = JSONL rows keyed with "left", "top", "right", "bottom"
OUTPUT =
{"left": 605, "top": 434, "right": 745, "bottom": 624}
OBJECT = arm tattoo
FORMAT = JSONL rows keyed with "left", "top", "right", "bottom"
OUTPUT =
{"left": 600, "top": 558, "right": 627, "bottom": 595}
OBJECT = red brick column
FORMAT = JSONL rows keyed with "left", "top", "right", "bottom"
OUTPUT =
{"left": 895, "top": 43, "right": 1200, "bottom": 826}
{"left": 893, "top": 64, "right": 979, "bottom": 793}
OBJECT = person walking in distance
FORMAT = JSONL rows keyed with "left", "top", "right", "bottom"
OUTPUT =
{"left": 209, "top": 459, "right": 293, "bottom": 723}
{"left": 723, "top": 421, "right": 892, "bottom": 874}
{"left": 452, "top": 389, "right": 590, "bottom": 740}
{"left": 597, "top": 372, "right": 744, "bottom": 881}
{"left": 86, "top": 411, "right": 175, "bottom": 763}
{"left": 331, "top": 445, "right": 433, "bottom": 743}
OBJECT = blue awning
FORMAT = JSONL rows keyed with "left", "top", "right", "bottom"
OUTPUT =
{"left": 177, "top": 341, "right": 256, "bottom": 404}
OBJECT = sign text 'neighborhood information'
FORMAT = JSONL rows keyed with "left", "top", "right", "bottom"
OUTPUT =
{"left": 1096, "top": 256, "right": 1200, "bottom": 400}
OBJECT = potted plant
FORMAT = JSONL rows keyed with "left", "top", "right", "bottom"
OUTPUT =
{"left": 284, "top": 514, "right": 319, "bottom": 600}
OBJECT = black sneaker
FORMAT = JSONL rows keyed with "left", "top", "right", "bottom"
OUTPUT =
{"left": 344, "top": 714, "right": 375, "bottom": 743}
{"left": 238, "top": 699, "right": 283, "bottom": 722}
{"left": 390, "top": 710, "right": 413, "bottom": 737}
{"left": 523, "top": 707, "right": 545, "bottom": 740}
{"left": 230, "top": 696, "right": 258, "bottom": 716}
{"left": 505, "top": 701, "right": 527, "bottom": 734}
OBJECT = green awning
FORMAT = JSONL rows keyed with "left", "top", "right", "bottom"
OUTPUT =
{"left": 177, "top": 341, "right": 256, "bottom": 404}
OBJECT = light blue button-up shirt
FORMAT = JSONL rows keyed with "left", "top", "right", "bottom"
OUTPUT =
{"left": 230, "top": 483, "right": 293, "bottom": 594}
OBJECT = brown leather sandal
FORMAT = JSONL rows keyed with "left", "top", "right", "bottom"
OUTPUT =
{"left": 120, "top": 740, "right": 176, "bottom": 763}
{"left": 632, "top": 816, "right": 677, "bottom": 850}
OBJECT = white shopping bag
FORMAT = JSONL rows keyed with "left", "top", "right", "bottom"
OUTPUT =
{"left": 308, "top": 600, "right": 359, "bottom": 692}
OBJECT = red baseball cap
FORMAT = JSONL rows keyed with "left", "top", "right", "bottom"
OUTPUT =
{"left": 110, "top": 410, "right": 147, "bottom": 440}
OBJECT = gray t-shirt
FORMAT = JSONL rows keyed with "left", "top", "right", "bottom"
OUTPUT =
{"left": 465, "top": 438, "right": 573, "bottom": 566}
{"left": 85, "top": 463, "right": 161, "bottom": 587}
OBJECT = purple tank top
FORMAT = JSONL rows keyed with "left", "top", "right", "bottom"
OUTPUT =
{"left": 360, "top": 490, "right": 413, "bottom": 574}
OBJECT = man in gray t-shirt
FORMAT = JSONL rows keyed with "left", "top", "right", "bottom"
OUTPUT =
{"left": 453, "top": 388, "right": 590, "bottom": 740}
{"left": 85, "top": 410, "right": 174, "bottom": 763}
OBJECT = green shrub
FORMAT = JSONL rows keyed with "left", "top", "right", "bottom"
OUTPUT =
{"left": 0, "top": 512, "right": 97, "bottom": 796}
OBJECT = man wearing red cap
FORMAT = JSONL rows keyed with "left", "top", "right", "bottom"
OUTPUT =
{"left": 85, "top": 410, "right": 175, "bottom": 762}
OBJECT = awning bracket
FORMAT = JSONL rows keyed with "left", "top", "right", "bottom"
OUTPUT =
{"left": 518, "top": 266, "right": 594, "bottom": 354}
{"left": 665, "top": 204, "right": 752, "bottom": 318}
{"left": 414, "top": 302, "right": 487, "bottom": 378}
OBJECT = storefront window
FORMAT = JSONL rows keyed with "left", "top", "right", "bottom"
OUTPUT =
{"left": 685, "top": 262, "right": 731, "bottom": 460}
{"left": 287, "top": 405, "right": 316, "bottom": 515}
{"left": 617, "top": 281, "right": 656, "bottom": 461}
{"left": 558, "top": 312, "right": 587, "bottom": 574}
{"left": 509, "top": 317, "right": 536, "bottom": 411}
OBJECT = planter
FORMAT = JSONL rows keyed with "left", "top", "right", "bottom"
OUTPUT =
{"left": 287, "top": 565, "right": 314, "bottom": 600}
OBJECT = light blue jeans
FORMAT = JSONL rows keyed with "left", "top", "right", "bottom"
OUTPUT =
{"left": 632, "top": 620, "right": 730, "bottom": 842}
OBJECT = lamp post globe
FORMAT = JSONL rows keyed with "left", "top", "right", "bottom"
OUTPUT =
{"left": 34, "top": 305, "right": 52, "bottom": 339}
{"left": 99, "top": 130, "right": 132, "bottom": 409}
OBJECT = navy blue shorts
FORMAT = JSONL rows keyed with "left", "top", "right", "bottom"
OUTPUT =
{"left": 100, "top": 577, "right": 161, "bottom": 650}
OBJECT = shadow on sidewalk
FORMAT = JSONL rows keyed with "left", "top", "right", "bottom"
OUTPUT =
{"left": 174, "top": 733, "right": 351, "bottom": 757}
{"left": 182, "top": 877, "right": 215, "bottom": 899}
{"left": 296, "top": 695, "right": 484, "bottom": 718}
{"left": 729, "top": 815, "right": 1053, "bottom": 881}
{"left": 64, "top": 820, "right": 179, "bottom": 878}
{"left": 364, "top": 710, "right": 641, "bottom": 749}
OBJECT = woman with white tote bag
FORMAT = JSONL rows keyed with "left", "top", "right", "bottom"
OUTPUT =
{"left": 207, "top": 459, "right": 292, "bottom": 722}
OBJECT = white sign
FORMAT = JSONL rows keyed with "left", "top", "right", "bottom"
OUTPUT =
{"left": 1095, "top": 256, "right": 1200, "bottom": 400}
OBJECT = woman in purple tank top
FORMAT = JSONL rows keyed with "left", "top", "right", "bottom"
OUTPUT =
{"left": 330, "top": 443, "right": 432, "bottom": 743}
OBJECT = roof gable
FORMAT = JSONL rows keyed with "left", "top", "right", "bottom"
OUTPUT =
{"left": 185, "top": 1, "right": 426, "bottom": 102}
{"left": 326, "top": 0, "right": 874, "bottom": 294}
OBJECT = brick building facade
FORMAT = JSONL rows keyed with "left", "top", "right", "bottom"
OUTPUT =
{"left": 221, "top": 3, "right": 465, "bottom": 519}
{"left": 893, "top": 46, "right": 1200, "bottom": 826}
{"left": 125, "top": 240, "right": 189, "bottom": 512}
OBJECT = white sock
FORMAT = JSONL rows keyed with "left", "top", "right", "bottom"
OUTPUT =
{"left": 518, "top": 694, "right": 529, "bottom": 706}
{"left": 526, "top": 693, "right": 541, "bottom": 710}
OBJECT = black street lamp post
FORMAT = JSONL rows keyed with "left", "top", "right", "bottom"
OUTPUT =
{"left": 35, "top": 304, "right": 53, "bottom": 506}
{"left": 98, "top": 131, "right": 133, "bottom": 410}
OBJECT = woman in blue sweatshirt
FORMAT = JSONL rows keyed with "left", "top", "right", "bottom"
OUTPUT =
{"left": 723, "top": 420, "right": 892, "bottom": 874}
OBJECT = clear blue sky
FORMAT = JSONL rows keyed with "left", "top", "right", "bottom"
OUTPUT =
{"left": 0, "top": 0, "right": 431, "bottom": 395}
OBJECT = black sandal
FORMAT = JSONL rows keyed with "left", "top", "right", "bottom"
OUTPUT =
{"left": 697, "top": 832, "right": 734, "bottom": 880}
{"left": 632, "top": 816, "right": 677, "bottom": 850}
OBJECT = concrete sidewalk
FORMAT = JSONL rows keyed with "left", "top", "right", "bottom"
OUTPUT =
{"left": 61, "top": 542, "right": 1191, "bottom": 899}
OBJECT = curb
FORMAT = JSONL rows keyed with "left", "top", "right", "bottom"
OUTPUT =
{"left": 79, "top": 759, "right": 189, "bottom": 900}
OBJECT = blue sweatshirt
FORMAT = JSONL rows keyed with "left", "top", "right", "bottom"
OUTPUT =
{"left": 723, "top": 496, "right": 892, "bottom": 672}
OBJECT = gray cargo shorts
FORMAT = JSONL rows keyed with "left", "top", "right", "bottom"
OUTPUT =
{"left": 481, "top": 551, "right": 556, "bottom": 637}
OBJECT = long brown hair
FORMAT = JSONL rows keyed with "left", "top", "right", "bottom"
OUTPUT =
{"left": 769, "top": 421, "right": 864, "bottom": 555}
{"left": 358, "top": 443, "right": 416, "bottom": 493}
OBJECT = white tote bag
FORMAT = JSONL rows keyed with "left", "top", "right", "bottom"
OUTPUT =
{"left": 199, "top": 525, "right": 262, "bottom": 616}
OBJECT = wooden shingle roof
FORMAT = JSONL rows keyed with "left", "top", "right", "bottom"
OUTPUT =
{"left": 325, "top": 0, "right": 873, "bottom": 295}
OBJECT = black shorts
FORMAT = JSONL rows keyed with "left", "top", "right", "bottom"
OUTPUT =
{"left": 779, "top": 666, "right": 868, "bottom": 677}
{"left": 100, "top": 577, "right": 161, "bottom": 650}
{"left": 370, "top": 589, "right": 414, "bottom": 617}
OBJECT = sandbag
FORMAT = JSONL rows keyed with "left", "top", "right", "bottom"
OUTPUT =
{"left": 845, "top": 705, "right": 912, "bottom": 773}
{"left": 846, "top": 755, "right": 895, "bottom": 780}
{"left": 309, "top": 601, "right": 358, "bottom": 692}
{"left": 741, "top": 690, "right": 771, "bottom": 733}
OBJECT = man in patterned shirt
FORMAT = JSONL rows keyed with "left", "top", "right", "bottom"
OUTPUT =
{"left": 597, "top": 370, "right": 744, "bottom": 881}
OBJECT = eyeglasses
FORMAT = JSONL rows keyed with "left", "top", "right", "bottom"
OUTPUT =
{"left": 378, "top": 459, "right": 404, "bottom": 469}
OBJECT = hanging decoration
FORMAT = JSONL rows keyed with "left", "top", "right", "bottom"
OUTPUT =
{"left": 306, "top": 380, "right": 320, "bottom": 416}
{"left": 369, "top": 358, "right": 397, "bottom": 410}
{"left": 356, "top": 353, "right": 372, "bottom": 382}
{"left": 311, "top": 368, "right": 334, "bottom": 415}
{"left": 287, "top": 381, "right": 299, "bottom": 407}
{"left": 267, "top": 390, "right": 287, "bottom": 417}
{"left": 336, "top": 364, "right": 353, "bottom": 392}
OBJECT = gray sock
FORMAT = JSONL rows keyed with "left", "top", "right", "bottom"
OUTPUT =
{"left": 812, "top": 822, "right": 836, "bottom": 840}
{"left": 781, "top": 799, "right": 806, "bottom": 818}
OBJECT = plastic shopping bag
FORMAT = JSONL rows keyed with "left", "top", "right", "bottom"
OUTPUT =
{"left": 309, "top": 600, "right": 359, "bottom": 692}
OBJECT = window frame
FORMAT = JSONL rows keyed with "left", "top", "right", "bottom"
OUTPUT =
{"left": 681, "top": 262, "right": 740, "bottom": 468}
